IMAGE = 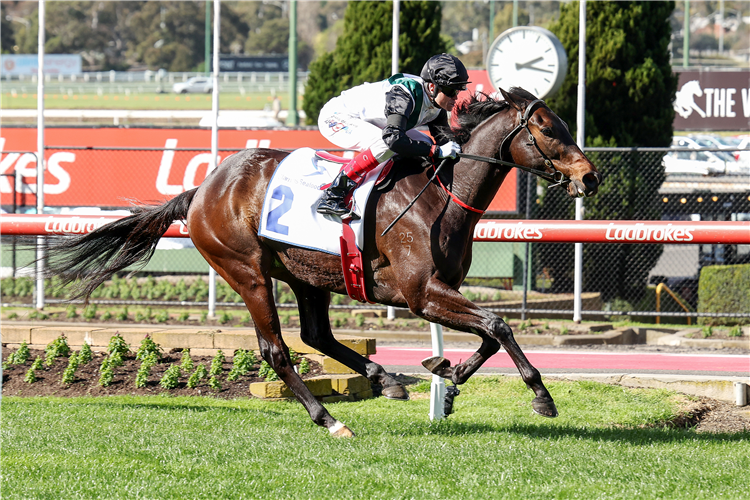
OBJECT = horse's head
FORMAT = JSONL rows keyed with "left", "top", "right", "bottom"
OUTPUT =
{"left": 499, "top": 87, "right": 601, "bottom": 198}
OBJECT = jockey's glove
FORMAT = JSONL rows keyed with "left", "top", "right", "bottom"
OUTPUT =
{"left": 436, "top": 141, "right": 462, "bottom": 159}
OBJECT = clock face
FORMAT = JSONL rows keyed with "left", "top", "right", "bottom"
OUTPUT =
{"left": 486, "top": 26, "right": 568, "bottom": 99}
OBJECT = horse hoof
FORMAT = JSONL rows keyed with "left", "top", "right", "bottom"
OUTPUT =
{"left": 532, "top": 397, "right": 559, "bottom": 418}
{"left": 422, "top": 356, "right": 451, "bottom": 375}
{"left": 382, "top": 384, "right": 410, "bottom": 401}
{"left": 329, "top": 421, "right": 356, "bottom": 438}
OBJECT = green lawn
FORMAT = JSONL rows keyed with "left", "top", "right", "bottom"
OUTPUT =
{"left": 2, "top": 377, "right": 747, "bottom": 499}
{"left": 1, "top": 91, "right": 299, "bottom": 111}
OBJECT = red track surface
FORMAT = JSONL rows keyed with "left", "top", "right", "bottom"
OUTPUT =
{"left": 371, "top": 347, "right": 750, "bottom": 373}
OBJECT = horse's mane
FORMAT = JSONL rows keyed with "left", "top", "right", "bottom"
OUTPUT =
{"left": 445, "top": 87, "right": 537, "bottom": 145}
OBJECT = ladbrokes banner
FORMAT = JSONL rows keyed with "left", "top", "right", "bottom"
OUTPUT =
{"left": 0, "top": 126, "right": 520, "bottom": 213}
{"left": 0, "top": 128, "right": 333, "bottom": 208}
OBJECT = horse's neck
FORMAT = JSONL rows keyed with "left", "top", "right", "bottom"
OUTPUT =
{"left": 448, "top": 112, "right": 514, "bottom": 214}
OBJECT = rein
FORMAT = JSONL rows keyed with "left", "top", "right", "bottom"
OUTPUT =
{"left": 382, "top": 98, "right": 571, "bottom": 236}
{"left": 459, "top": 99, "right": 571, "bottom": 190}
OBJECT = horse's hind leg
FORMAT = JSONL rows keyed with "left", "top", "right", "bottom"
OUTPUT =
{"left": 289, "top": 281, "right": 408, "bottom": 400}
{"left": 243, "top": 281, "right": 356, "bottom": 436}
{"left": 201, "top": 253, "right": 354, "bottom": 435}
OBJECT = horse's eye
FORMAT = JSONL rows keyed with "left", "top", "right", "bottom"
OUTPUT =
{"left": 542, "top": 127, "right": 555, "bottom": 137}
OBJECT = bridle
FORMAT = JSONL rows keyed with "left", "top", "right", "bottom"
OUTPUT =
{"left": 458, "top": 99, "right": 571, "bottom": 189}
{"left": 381, "top": 99, "right": 572, "bottom": 236}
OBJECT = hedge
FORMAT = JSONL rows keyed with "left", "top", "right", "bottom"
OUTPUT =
{"left": 697, "top": 263, "right": 750, "bottom": 326}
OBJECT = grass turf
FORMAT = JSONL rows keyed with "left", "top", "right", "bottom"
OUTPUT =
{"left": 1, "top": 92, "right": 295, "bottom": 111}
{"left": 2, "top": 376, "right": 748, "bottom": 499}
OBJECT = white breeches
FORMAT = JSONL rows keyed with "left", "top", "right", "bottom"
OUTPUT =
{"left": 318, "top": 101, "right": 433, "bottom": 163}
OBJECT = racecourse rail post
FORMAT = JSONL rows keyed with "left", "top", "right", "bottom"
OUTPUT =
{"left": 0, "top": 172, "right": 18, "bottom": 276}
{"left": 429, "top": 323, "right": 446, "bottom": 421}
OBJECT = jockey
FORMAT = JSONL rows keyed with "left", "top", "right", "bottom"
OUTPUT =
{"left": 316, "top": 53, "right": 470, "bottom": 219}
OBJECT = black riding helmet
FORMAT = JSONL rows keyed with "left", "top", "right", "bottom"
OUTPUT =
{"left": 420, "top": 53, "right": 471, "bottom": 100}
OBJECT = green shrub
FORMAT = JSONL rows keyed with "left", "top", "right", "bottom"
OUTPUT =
{"left": 29, "top": 310, "right": 49, "bottom": 320}
{"left": 159, "top": 365, "right": 181, "bottom": 389}
{"left": 109, "top": 351, "right": 124, "bottom": 368}
{"left": 258, "top": 360, "right": 278, "bottom": 381}
{"left": 78, "top": 342, "right": 93, "bottom": 365}
{"left": 208, "top": 375, "right": 222, "bottom": 391}
{"left": 44, "top": 335, "right": 71, "bottom": 367}
{"left": 209, "top": 350, "right": 225, "bottom": 377}
{"left": 136, "top": 335, "right": 162, "bottom": 361}
{"left": 298, "top": 357, "right": 310, "bottom": 375}
{"left": 7, "top": 312, "right": 18, "bottom": 320}
{"left": 14, "top": 341, "right": 31, "bottom": 365}
{"left": 24, "top": 358, "right": 40, "bottom": 384}
{"left": 83, "top": 304, "right": 98, "bottom": 321}
{"left": 100, "top": 311, "right": 112, "bottom": 321}
{"left": 66, "top": 305, "right": 79, "bottom": 319}
{"left": 107, "top": 333, "right": 130, "bottom": 356}
{"left": 288, "top": 349, "right": 300, "bottom": 365}
{"left": 179, "top": 349, "right": 193, "bottom": 372}
{"left": 227, "top": 349, "right": 253, "bottom": 381}
{"left": 729, "top": 326, "right": 742, "bottom": 338}
{"left": 187, "top": 364, "right": 208, "bottom": 388}
{"left": 698, "top": 264, "right": 750, "bottom": 326}
{"left": 116, "top": 307, "right": 129, "bottom": 321}
{"left": 218, "top": 311, "right": 233, "bottom": 325}
{"left": 702, "top": 326, "right": 713, "bottom": 339}
{"left": 355, "top": 314, "right": 365, "bottom": 328}
{"left": 98, "top": 358, "right": 114, "bottom": 387}
{"left": 61, "top": 352, "right": 79, "bottom": 385}
{"left": 154, "top": 309, "right": 170, "bottom": 323}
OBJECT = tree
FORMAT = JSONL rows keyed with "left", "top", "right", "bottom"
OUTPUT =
{"left": 1, "top": 4, "right": 14, "bottom": 54}
{"left": 128, "top": 1, "right": 249, "bottom": 72}
{"left": 303, "top": 0, "right": 448, "bottom": 126}
{"left": 538, "top": 1, "right": 678, "bottom": 306}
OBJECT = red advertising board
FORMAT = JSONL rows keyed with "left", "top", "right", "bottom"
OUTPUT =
{"left": 1, "top": 97, "right": 519, "bottom": 212}
{"left": 0, "top": 127, "right": 336, "bottom": 208}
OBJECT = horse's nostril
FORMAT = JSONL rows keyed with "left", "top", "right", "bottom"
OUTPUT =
{"left": 582, "top": 172, "right": 600, "bottom": 191}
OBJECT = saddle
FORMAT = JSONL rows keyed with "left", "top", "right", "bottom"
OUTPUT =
{"left": 315, "top": 151, "right": 397, "bottom": 304}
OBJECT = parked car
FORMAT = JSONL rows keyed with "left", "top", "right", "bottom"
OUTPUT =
{"left": 172, "top": 77, "right": 213, "bottom": 94}
{"left": 689, "top": 134, "right": 750, "bottom": 166}
{"left": 663, "top": 136, "right": 744, "bottom": 175}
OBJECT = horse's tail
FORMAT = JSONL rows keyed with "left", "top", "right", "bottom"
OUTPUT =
{"left": 42, "top": 188, "right": 198, "bottom": 301}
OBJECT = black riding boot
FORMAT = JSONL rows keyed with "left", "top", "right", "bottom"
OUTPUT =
{"left": 316, "top": 171, "right": 360, "bottom": 220}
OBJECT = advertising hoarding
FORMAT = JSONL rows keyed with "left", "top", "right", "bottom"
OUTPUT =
{"left": 1, "top": 54, "right": 83, "bottom": 76}
{"left": 1, "top": 126, "right": 519, "bottom": 212}
{"left": 673, "top": 70, "right": 750, "bottom": 131}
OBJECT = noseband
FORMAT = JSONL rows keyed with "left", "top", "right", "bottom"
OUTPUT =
{"left": 459, "top": 99, "right": 571, "bottom": 189}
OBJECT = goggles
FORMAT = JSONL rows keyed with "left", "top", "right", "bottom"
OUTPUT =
{"left": 439, "top": 86, "right": 465, "bottom": 99}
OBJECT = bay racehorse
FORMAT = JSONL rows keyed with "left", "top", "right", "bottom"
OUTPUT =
{"left": 43, "top": 88, "right": 601, "bottom": 436}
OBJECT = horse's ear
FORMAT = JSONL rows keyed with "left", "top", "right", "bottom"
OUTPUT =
{"left": 499, "top": 87, "right": 522, "bottom": 112}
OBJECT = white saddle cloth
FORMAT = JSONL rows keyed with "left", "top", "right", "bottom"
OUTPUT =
{"left": 258, "top": 147, "right": 382, "bottom": 255}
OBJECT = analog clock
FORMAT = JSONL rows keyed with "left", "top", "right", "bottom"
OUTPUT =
{"left": 486, "top": 26, "right": 568, "bottom": 99}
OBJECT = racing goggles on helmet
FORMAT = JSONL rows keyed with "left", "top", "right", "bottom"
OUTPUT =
{"left": 438, "top": 85, "right": 465, "bottom": 98}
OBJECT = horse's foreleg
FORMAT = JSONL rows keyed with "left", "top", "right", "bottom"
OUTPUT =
{"left": 413, "top": 280, "right": 557, "bottom": 417}
{"left": 290, "top": 282, "right": 408, "bottom": 400}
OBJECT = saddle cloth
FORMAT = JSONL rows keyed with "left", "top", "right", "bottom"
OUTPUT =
{"left": 258, "top": 147, "right": 383, "bottom": 255}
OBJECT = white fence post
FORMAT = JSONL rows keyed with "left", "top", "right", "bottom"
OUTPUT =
{"left": 429, "top": 322, "right": 445, "bottom": 421}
